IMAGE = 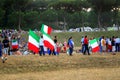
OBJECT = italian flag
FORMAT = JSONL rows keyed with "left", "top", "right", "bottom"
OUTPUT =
{"left": 12, "top": 40, "right": 18, "bottom": 49}
{"left": 43, "top": 33, "right": 55, "bottom": 51}
{"left": 28, "top": 30, "right": 40, "bottom": 53}
{"left": 90, "top": 39, "right": 99, "bottom": 52}
{"left": 40, "top": 24, "right": 52, "bottom": 35}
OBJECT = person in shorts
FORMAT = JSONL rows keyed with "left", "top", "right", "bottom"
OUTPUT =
{"left": 2, "top": 36, "right": 10, "bottom": 63}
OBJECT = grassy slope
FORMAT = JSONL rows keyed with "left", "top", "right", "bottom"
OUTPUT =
{"left": 51, "top": 31, "right": 120, "bottom": 46}
{"left": 23, "top": 31, "right": 120, "bottom": 47}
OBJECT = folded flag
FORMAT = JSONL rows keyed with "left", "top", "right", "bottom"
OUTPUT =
{"left": 12, "top": 39, "right": 18, "bottom": 49}
{"left": 28, "top": 30, "right": 40, "bottom": 53}
{"left": 90, "top": 39, "right": 99, "bottom": 52}
{"left": 40, "top": 24, "right": 52, "bottom": 35}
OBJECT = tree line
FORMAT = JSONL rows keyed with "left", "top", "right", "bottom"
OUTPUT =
{"left": 0, "top": 0, "right": 120, "bottom": 30}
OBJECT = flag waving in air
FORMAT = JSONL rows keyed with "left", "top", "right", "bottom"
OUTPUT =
{"left": 40, "top": 24, "right": 52, "bottom": 35}
{"left": 90, "top": 39, "right": 99, "bottom": 52}
{"left": 43, "top": 33, "right": 55, "bottom": 51}
{"left": 28, "top": 30, "right": 40, "bottom": 53}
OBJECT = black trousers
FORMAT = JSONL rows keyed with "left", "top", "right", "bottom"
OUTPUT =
{"left": 115, "top": 43, "right": 120, "bottom": 52}
{"left": 39, "top": 46, "right": 45, "bottom": 56}
{"left": 83, "top": 44, "right": 90, "bottom": 55}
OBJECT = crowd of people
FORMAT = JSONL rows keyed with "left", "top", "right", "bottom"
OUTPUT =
{"left": 0, "top": 29, "right": 74, "bottom": 63}
{"left": 81, "top": 35, "right": 120, "bottom": 54}
{"left": 0, "top": 29, "right": 27, "bottom": 63}
{"left": 0, "top": 29, "right": 120, "bottom": 63}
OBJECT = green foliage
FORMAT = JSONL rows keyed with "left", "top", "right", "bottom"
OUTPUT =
{"left": 24, "top": 11, "right": 40, "bottom": 29}
{"left": 0, "top": 0, "right": 120, "bottom": 30}
{"left": 0, "top": 8, "right": 5, "bottom": 27}
{"left": 8, "top": 11, "right": 24, "bottom": 28}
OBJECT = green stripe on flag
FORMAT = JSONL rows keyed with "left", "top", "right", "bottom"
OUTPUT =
{"left": 96, "top": 38, "right": 99, "bottom": 42}
{"left": 40, "top": 24, "right": 44, "bottom": 34}
{"left": 90, "top": 39, "right": 97, "bottom": 44}
{"left": 29, "top": 30, "right": 40, "bottom": 43}
{"left": 12, "top": 40, "right": 17, "bottom": 42}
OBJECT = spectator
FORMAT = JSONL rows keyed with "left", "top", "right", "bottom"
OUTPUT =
{"left": 68, "top": 36, "right": 74, "bottom": 56}
{"left": 2, "top": 36, "right": 10, "bottom": 63}
{"left": 101, "top": 36, "right": 106, "bottom": 52}
{"left": 112, "top": 36, "right": 115, "bottom": 52}
{"left": 115, "top": 36, "right": 120, "bottom": 52}
{"left": 39, "top": 36, "right": 45, "bottom": 56}
{"left": 83, "top": 35, "right": 90, "bottom": 55}
{"left": 81, "top": 36, "right": 84, "bottom": 53}
{"left": 99, "top": 36, "right": 103, "bottom": 53}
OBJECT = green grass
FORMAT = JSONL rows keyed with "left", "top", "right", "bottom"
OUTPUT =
{"left": 22, "top": 30, "right": 120, "bottom": 47}
{"left": 52, "top": 31, "right": 120, "bottom": 46}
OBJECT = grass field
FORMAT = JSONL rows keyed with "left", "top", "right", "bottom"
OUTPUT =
{"left": 0, "top": 53, "right": 120, "bottom": 80}
{"left": 0, "top": 31, "right": 120, "bottom": 80}
{"left": 22, "top": 30, "right": 120, "bottom": 47}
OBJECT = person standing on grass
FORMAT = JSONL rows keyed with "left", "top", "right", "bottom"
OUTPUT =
{"left": 111, "top": 36, "right": 116, "bottom": 53}
{"left": 63, "top": 40, "right": 67, "bottom": 53}
{"left": 68, "top": 36, "right": 74, "bottom": 56}
{"left": 2, "top": 36, "right": 10, "bottom": 63}
{"left": 101, "top": 36, "right": 106, "bottom": 53}
{"left": 49, "top": 36, "right": 57, "bottom": 55}
{"left": 99, "top": 36, "right": 103, "bottom": 53}
{"left": 108, "top": 38, "right": 112, "bottom": 52}
{"left": 81, "top": 36, "right": 84, "bottom": 53}
{"left": 115, "top": 36, "right": 120, "bottom": 52}
{"left": 0, "top": 40, "right": 3, "bottom": 58}
{"left": 53, "top": 36, "right": 57, "bottom": 55}
{"left": 83, "top": 35, "right": 90, "bottom": 55}
{"left": 39, "top": 36, "right": 45, "bottom": 56}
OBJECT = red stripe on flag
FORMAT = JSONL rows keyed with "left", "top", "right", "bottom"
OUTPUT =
{"left": 12, "top": 45, "right": 18, "bottom": 49}
{"left": 47, "top": 26, "right": 52, "bottom": 35}
{"left": 28, "top": 42, "right": 39, "bottom": 53}
{"left": 44, "top": 40, "right": 54, "bottom": 51}
{"left": 92, "top": 46, "right": 99, "bottom": 52}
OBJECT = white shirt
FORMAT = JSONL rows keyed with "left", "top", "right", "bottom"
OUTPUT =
{"left": 108, "top": 40, "right": 111, "bottom": 45}
{"left": 39, "top": 38, "right": 44, "bottom": 46}
{"left": 115, "top": 38, "right": 120, "bottom": 43}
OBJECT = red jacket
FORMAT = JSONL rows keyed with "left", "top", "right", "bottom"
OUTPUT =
{"left": 84, "top": 38, "right": 88, "bottom": 44}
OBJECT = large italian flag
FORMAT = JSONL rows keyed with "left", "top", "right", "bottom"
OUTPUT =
{"left": 90, "top": 39, "right": 99, "bottom": 52}
{"left": 12, "top": 39, "right": 18, "bottom": 49}
{"left": 40, "top": 24, "right": 52, "bottom": 35}
{"left": 43, "top": 33, "right": 55, "bottom": 51}
{"left": 28, "top": 30, "right": 40, "bottom": 53}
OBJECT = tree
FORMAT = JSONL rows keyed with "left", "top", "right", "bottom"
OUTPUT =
{"left": 48, "top": 0, "right": 90, "bottom": 30}
{"left": 112, "top": 0, "right": 120, "bottom": 30}
{"left": 87, "top": 0, "right": 116, "bottom": 30}
{"left": 0, "top": 8, "right": 5, "bottom": 27}
{"left": 24, "top": 11, "right": 40, "bottom": 30}
{"left": 11, "top": 0, "right": 33, "bottom": 30}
